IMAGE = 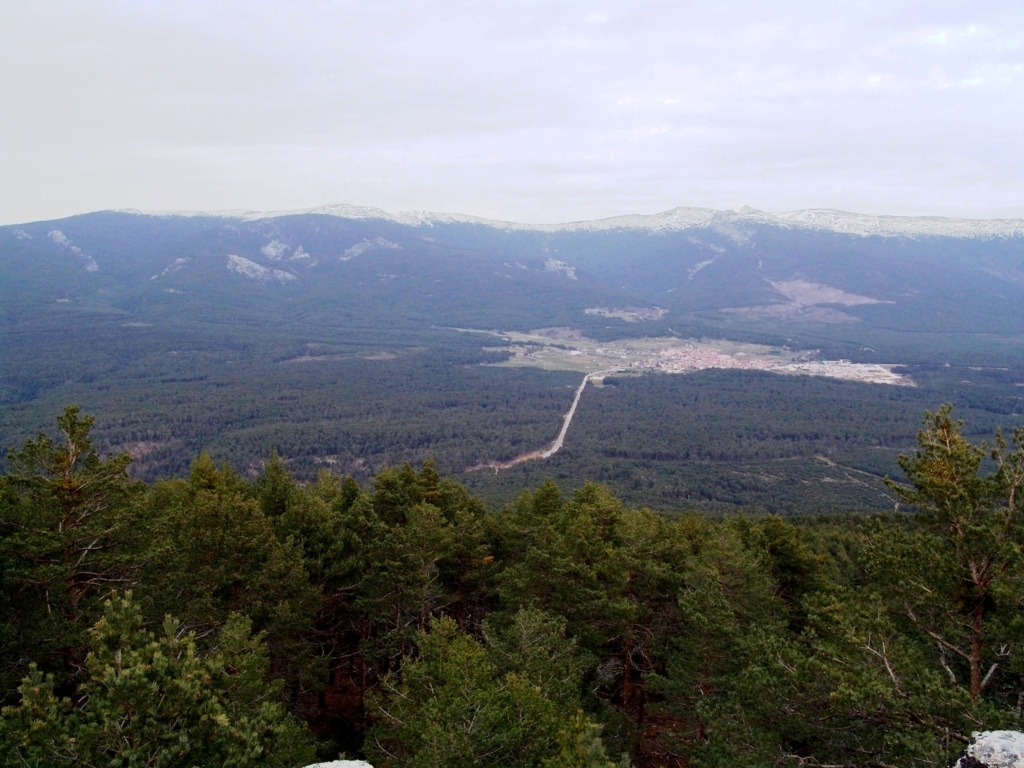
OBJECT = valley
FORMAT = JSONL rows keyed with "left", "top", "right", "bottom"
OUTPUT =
{"left": 462, "top": 329, "right": 914, "bottom": 474}
{"left": 2, "top": 205, "right": 1023, "bottom": 514}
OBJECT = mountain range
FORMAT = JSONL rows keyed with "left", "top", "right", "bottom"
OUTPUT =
{"left": 4, "top": 204, "right": 1024, "bottom": 344}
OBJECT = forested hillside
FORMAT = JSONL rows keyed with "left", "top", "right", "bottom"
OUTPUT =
{"left": 3, "top": 406, "right": 1023, "bottom": 767}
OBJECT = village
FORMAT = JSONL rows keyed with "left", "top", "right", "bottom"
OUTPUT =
{"left": 486, "top": 330, "right": 914, "bottom": 386}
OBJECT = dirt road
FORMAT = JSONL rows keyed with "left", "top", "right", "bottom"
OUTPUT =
{"left": 467, "top": 369, "right": 618, "bottom": 472}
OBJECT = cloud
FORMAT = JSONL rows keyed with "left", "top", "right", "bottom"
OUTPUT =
{"left": 922, "top": 24, "right": 991, "bottom": 46}
{"left": 1, "top": 1, "right": 1023, "bottom": 224}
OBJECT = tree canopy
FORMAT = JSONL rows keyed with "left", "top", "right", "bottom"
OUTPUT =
{"left": 2, "top": 405, "right": 1023, "bottom": 767}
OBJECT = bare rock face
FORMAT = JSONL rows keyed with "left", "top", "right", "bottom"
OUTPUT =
{"left": 955, "top": 731, "right": 1024, "bottom": 768}
{"left": 303, "top": 762, "right": 373, "bottom": 768}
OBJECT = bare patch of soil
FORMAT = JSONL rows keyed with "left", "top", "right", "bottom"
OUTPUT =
{"left": 529, "top": 327, "right": 586, "bottom": 340}
{"left": 769, "top": 279, "right": 885, "bottom": 306}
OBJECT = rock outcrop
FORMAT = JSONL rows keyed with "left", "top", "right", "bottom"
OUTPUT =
{"left": 955, "top": 731, "right": 1024, "bottom": 768}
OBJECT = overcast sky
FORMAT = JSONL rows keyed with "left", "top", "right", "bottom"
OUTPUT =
{"left": 2, "top": 1, "right": 1022, "bottom": 225}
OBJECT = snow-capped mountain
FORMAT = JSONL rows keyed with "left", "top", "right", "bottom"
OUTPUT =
{"left": 3, "top": 204, "right": 1022, "bottom": 353}
{"left": 119, "top": 204, "right": 1024, "bottom": 239}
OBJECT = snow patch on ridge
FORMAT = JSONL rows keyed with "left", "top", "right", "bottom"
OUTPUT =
{"left": 261, "top": 239, "right": 289, "bottom": 260}
{"left": 544, "top": 259, "right": 577, "bottom": 279}
{"left": 48, "top": 230, "right": 71, "bottom": 247}
{"left": 47, "top": 230, "right": 99, "bottom": 271}
{"left": 116, "top": 205, "right": 1024, "bottom": 240}
{"left": 341, "top": 237, "right": 401, "bottom": 261}
{"left": 770, "top": 208, "right": 1024, "bottom": 239}
{"left": 226, "top": 255, "right": 297, "bottom": 283}
{"left": 688, "top": 257, "right": 717, "bottom": 280}
{"left": 151, "top": 257, "right": 190, "bottom": 280}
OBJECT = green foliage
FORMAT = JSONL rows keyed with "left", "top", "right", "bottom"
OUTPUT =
{"left": 366, "top": 613, "right": 621, "bottom": 768}
{"left": 138, "top": 453, "right": 322, "bottom": 694}
{"left": 0, "top": 592, "right": 314, "bottom": 768}
{"left": 145, "top": 459, "right": 314, "bottom": 628}
{"left": 255, "top": 452, "right": 297, "bottom": 521}
{"left": 483, "top": 608, "right": 587, "bottom": 712}
{"left": 644, "top": 518, "right": 788, "bottom": 765}
{"left": 335, "top": 462, "right": 490, "bottom": 659}
{"left": 2, "top": 405, "right": 1024, "bottom": 767}
{"left": 885, "top": 405, "right": 1024, "bottom": 703}
{"left": 492, "top": 482, "right": 631, "bottom": 652}
{"left": 0, "top": 405, "right": 142, "bottom": 693}
{"left": 542, "top": 713, "right": 631, "bottom": 768}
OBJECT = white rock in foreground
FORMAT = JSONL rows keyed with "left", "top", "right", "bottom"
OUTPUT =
{"left": 956, "top": 731, "right": 1024, "bottom": 768}
{"left": 303, "top": 762, "right": 372, "bottom": 768}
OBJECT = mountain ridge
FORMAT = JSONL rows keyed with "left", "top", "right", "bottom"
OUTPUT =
{"left": 100, "top": 204, "right": 1024, "bottom": 239}
{"left": 4, "top": 205, "right": 1023, "bottom": 342}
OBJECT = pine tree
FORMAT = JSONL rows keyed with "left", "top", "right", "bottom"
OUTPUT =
{"left": 0, "top": 592, "right": 315, "bottom": 767}
{"left": 366, "top": 613, "right": 623, "bottom": 768}
{"left": 0, "top": 405, "right": 142, "bottom": 691}
{"left": 885, "top": 405, "right": 1024, "bottom": 704}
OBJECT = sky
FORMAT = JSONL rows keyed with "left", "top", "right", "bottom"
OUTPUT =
{"left": 2, "top": 1, "right": 1023, "bottom": 225}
